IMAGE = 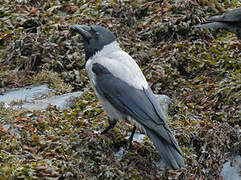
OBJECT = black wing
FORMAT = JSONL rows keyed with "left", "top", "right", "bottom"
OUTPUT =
{"left": 92, "top": 63, "right": 179, "bottom": 148}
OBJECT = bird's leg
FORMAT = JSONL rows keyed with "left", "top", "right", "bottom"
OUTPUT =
{"left": 126, "top": 125, "right": 136, "bottom": 149}
{"left": 101, "top": 118, "right": 117, "bottom": 134}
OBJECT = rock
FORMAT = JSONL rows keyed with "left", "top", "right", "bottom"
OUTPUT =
{"left": 0, "top": 84, "right": 82, "bottom": 111}
{"left": 221, "top": 155, "right": 241, "bottom": 180}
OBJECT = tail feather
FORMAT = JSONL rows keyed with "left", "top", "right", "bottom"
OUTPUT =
{"left": 145, "top": 128, "right": 184, "bottom": 169}
{"left": 194, "top": 22, "right": 228, "bottom": 30}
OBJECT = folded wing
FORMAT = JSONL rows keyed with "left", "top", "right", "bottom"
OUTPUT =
{"left": 92, "top": 62, "right": 184, "bottom": 169}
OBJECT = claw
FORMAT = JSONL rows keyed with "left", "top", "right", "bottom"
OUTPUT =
{"left": 125, "top": 126, "right": 136, "bottom": 149}
{"left": 101, "top": 118, "right": 117, "bottom": 134}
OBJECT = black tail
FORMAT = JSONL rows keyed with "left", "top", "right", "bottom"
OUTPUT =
{"left": 145, "top": 128, "right": 184, "bottom": 169}
{"left": 194, "top": 22, "right": 227, "bottom": 30}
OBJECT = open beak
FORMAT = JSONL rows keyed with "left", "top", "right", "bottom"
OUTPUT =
{"left": 70, "top": 25, "right": 92, "bottom": 40}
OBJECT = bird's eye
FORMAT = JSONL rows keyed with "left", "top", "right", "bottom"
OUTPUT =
{"left": 91, "top": 27, "right": 100, "bottom": 39}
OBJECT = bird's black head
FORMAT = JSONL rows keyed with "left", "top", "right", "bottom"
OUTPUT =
{"left": 70, "top": 25, "right": 116, "bottom": 60}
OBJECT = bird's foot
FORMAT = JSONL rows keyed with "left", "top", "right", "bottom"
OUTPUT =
{"left": 101, "top": 119, "right": 117, "bottom": 134}
{"left": 125, "top": 138, "right": 133, "bottom": 150}
{"left": 101, "top": 126, "right": 112, "bottom": 134}
{"left": 125, "top": 126, "right": 136, "bottom": 150}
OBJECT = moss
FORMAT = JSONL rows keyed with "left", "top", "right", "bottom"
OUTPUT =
{"left": 32, "top": 71, "right": 73, "bottom": 94}
{"left": 0, "top": 0, "right": 240, "bottom": 179}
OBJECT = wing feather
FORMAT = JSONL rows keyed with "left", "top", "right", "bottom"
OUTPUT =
{"left": 92, "top": 62, "right": 181, "bottom": 153}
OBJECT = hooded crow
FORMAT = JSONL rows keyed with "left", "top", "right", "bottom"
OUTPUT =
{"left": 195, "top": 7, "right": 241, "bottom": 39}
{"left": 70, "top": 25, "right": 184, "bottom": 169}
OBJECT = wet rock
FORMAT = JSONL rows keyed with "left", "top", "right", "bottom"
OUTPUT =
{"left": 0, "top": 84, "right": 54, "bottom": 104}
{"left": 0, "top": 84, "right": 82, "bottom": 111}
{"left": 20, "top": 91, "right": 83, "bottom": 110}
{"left": 155, "top": 94, "right": 171, "bottom": 119}
{"left": 221, "top": 155, "right": 241, "bottom": 180}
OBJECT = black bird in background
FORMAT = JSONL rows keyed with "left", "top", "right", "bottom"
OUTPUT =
{"left": 70, "top": 25, "right": 185, "bottom": 169}
{"left": 195, "top": 7, "right": 241, "bottom": 39}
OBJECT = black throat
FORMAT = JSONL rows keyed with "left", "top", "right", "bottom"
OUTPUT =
{"left": 84, "top": 38, "right": 116, "bottom": 60}
{"left": 84, "top": 26, "right": 116, "bottom": 60}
